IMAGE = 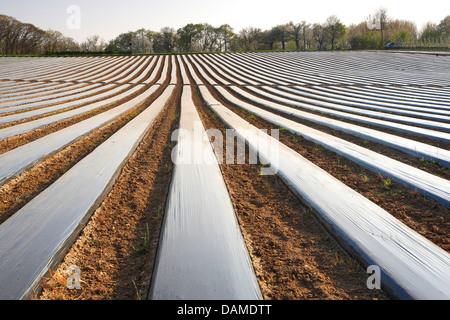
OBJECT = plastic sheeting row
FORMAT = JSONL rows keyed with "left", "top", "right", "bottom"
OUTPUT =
{"left": 197, "top": 84, "right": 450, "bottom": 300}
{"left": 149, "top": 85, "right": 262, "bottom": 300}
{"left": 0, "top": 84, "right": 175, "bottom": 300}
{"left": 184, "top": 54, "right": 450, "bottom": 167}
{"left": 213, "top": 85, "right": 450, "bottom": 208}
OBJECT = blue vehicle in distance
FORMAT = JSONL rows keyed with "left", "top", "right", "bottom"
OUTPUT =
{"left": 384, "top": 42, "right": 403, "bottom": 49}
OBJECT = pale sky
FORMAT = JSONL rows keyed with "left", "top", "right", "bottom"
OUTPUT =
{"left": 1, "top": 0, "right": 449, "bottom": 43}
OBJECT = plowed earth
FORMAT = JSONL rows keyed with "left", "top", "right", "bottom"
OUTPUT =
{"left": 0, "top": 53, "right": 447, "bottom": 301}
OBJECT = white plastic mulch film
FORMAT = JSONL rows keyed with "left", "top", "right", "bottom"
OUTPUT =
{"left": 197, "top": 83, "right": 450, "bottom": 301}
{"left": 0, "top": 51, "right": 449, "bottom": 300}
{"left": 149, "top": 85, "right": 262, "bottom": 300}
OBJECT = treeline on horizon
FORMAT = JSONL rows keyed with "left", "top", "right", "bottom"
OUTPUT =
{"left": 1, "top": 8, "right": 449, "bottom": 56}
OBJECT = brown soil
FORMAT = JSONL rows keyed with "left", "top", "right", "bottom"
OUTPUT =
{"left": 191, "top": 55, "right": 450, "bottom": 150}
{"left": 190, "top": 84, "right": 389, "bottom": 300}
{"left": 0, "top": 82, "right": 56, "bottom": 94}
{"left": 255, "top": 86, "right": 450, "bottom": 149}
{"left": 0, "top": 85, "right": 148, "bottom": 154}
{"left": 188, "top": 55, "right": 450, "bottom": 253}
{"left": 1, "top": 54, "right": 446, "bottom": 301}
{"left": 0, "top": 57, "right": 128, "bottom": 106}
{"left": 0, "top": 57, "right": 163, "bottom": 154}
{"left": 36, "top": 82, "right": 181, "bottom": 300}
{"left": 0, "top": 83, "right": 91, "bottom": 104}
{"left": 27, "top": 58, "right": 178, "bottom": 300}
{"left": 228, "top": 86, "right": 450, "bottom": 181}
{"left": 178, "top": 57, "right": 390, "bottom": 299}
{"left": 0, "top": 83, "right": 119, "bottom": 117}
{"left": 204, "top": 84, "right": 450, "bottom": 253}
{"left": 0, "top": 57, "right": 156, "bottom": 119}
{"left": 0, "top": 82, "right": 169, "bottom": 225}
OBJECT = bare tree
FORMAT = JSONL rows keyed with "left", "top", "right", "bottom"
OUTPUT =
{"left": 325, "top": 15, "right": 346, "bottom": 49}
{"left": 289, "top": 22, "right": 302, "bottom": 50}
{"left": 300, "top": 21, "right": 311, "bottom": 50}
{"left": 1, "top": 16, "right": 21, "bottom": 54}
{"left": 437, "top": 15, "right": 450, "bottom": 39}
{"left": 153, "top": 27, "right": 177, "bottom": 53}
{"left": 0, "top": 15, "right": 48, "bottom": 54}
{"left": 131, "top": 28, "right": 153, "bottom": 53}
{"left": 239, "top": 27, "right": 262, "bottom": 51}
{"left": 201, "top": 23, "right": 218, "bottom": 52}
{"left": 177, "top": 23, "right": 204, "bottom": 52}
{"left": 81, "top": 35, "right": 106, "bottom": 52}
{"left": 216, "top": 24, "right": 234, "bottom": 52}
{"left": 271, "top": 24, "right": 291, "bottom": 50}
{"left": 373, "top": 7, "right": 390, "bottom": 46}
{"left": 42, "top": 30, "right": 65, "bottom": 52}
{"left": 312, "top": 23, "right": 326, "bottom": 50}
{"left": 113, "top": 32, "right": 133, "bottom": 52}
{"left": 260, "top": 29, "right": 276, "bottom": 50}
{"left": 389, "top": 19, "right": 418, "bottom": 45}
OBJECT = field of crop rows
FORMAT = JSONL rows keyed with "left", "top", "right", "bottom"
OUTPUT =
{"left": 0, "top": 51, "right": 449, "bottom": 300}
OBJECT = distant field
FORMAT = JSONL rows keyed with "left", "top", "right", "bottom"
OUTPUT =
{"left": 0, "top": 51, "right": 449, "bottom": 300}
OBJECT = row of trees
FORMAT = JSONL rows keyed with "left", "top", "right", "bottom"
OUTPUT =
{"left": 348, "top": 9, "right": 450, "bottom": 50}
{"left": 103, "top": 17, "right": 346, "bottom": 54}
{"left": 1, "top": 9, "right": 449, "bottom": 55}
{"left": 0, "top": 15, "right": 80, "bottom": 55}
{"left": 103, "top": 24, "right": 235, "bottom": 54}
{"left": 101, "top": 9, "right": 450, "bottom": 54}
